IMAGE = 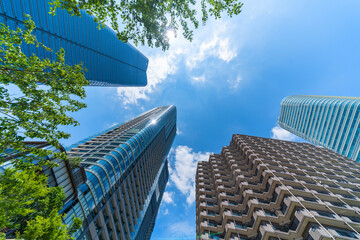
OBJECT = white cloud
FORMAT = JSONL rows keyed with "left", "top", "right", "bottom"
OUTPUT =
{"left": 113, "top": 0, "right": 285, "bottom": 106}
{"left": 227, "top": 74, "right": 242, "bottom": 89}
{"left": 163, "top": 208, "right": 169, "bottom": 216}
{"left": 162, "top": 191, "right": 175, "bottom": 204}
{"left": 170, "top": 146, "right": 210, "bottom": 205}
{"left": 116, "top": 19, "right": 239, "bottom": 106}
{"left": 116, "top": 51, "right": 180, "bottom": 105}
{"left": 166, "top": 220, "right": 195, "bottom": 238}
{"left": 186, "top": 35, "right": 237, "bottom": 70}
{"left": 271, "top": 126, "right": 298, "bottom": 141}
{"left": 192, "top": 75, "right": 206, "bottom": 83}
{"left": 176, "top": 127, "right": 183, "bottom": 135}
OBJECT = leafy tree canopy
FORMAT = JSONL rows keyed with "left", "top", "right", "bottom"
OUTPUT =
{"left": 0, "top": 15, "right": 88, "bottom": 169}
{"left": 49, "top": 0, "right": 244, "bottom": 50}
{"left": 0, "top": 168, "right": 81, "bottom": 239}
{"left": 0, "top": 15, "right": 85, "bottom": 239}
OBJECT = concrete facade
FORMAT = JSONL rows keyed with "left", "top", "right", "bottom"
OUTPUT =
{"left": 196, "top": 134, "right": 360, "bottom": 240}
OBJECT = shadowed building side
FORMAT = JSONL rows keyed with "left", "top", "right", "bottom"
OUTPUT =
{"left": 278, "top": 95, "right": 360, "bottom": 162}
{"left": 135, "top": 160, "right": 169, "bottom": 240}
{"left": 0, "top": 0, "right": 148, "bottom": 86}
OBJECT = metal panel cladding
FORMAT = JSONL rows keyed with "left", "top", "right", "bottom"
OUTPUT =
{"left": 0, "top": 0, "right": 148, "bottom": 86}
{"left": 278, "top": 95, "right": 360, "bottom": 162}
{"left": 65, "top": 106, "right": 176, "bottom": 239}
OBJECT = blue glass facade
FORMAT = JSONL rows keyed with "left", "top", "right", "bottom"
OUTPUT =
{"left": 65, "top": 106, "right": 176, "bottom": 239}
{"left": 278, "top": 95, "right": 360, "bottom": 162}
{"left": 0, "top": 0, "right": 148, "bottom": 86}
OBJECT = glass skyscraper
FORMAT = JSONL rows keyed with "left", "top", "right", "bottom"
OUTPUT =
{"left": 0, "top": 0, "right": 148, "bottom": 86}
{"left": 278, "top": 95, "right": 360, "bottom": 161}
{"left": 63, "top": 105, "right": 176, "bottom": 239}
{"left": 2, "top": 106, "right": 176, "bottom": 239}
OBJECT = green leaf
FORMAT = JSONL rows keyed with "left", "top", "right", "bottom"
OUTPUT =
{"left": 0, "top": 15, "right": 84, "bottom": 238}
{"left": 49, "top": 0, "right": 243, "bottom": 51}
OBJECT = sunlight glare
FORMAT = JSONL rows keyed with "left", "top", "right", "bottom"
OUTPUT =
{"left": 166, "top": 29, "right": 176, "bottom": 41}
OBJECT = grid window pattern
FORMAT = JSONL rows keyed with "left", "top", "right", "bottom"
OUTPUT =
{"left": 66, "top": 106, "right": 176, "bottom": 240}
{"left": 68, "top": 106, "right": 176, "bottom": 240}
{"left": 196, "top": 134, "right": 360, "bottom": 240}
{"left": 0, "top": 0, "right": 148, "bottom": 86}
{"left": 278, "top": 95, "right": 360, "bottom": 162}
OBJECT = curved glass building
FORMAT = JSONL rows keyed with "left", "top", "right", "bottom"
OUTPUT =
{"left": 0, "top": 0, "right": 148, "bottom": 86}
{"left": 63, "top": 106, "right": 176, "bottom": 239}
{"left": 278, "top": 95, "right": 360, "bottom": 161}
{"left": 1, "top": 106, "right": 176, "bottom": 239}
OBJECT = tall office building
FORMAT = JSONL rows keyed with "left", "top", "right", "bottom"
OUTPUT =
{"left": 196, "top": 134, "right": 360, "bottom": 240}
{"left": 278, "top": 95, "right": 360, "bottom": 162}
{"left": 65, "top": 105, "right": 176, "bottom": 240}
{"left": 0, "top": 0, "right": 148, "bottom": 86}
{"left": 2, "top": 106, "right": 176, "bottom": 239}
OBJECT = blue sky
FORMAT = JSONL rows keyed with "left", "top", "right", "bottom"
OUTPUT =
{"left": 59, "top": 0, "right": 360, "bottom": 238}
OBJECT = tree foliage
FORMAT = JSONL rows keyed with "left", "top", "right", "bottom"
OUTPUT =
{"left": 0, "top": 168, "right": 81, "bottom": 239}
{"left": 68, "top": 156, "right": 83, "bottom": 169}
{"left": 0, "top": 15, "right": 88, "bottom": 169}
{"left": 49, "top": 0, "right": 244, "bottom": 50}
{"left": 0, "top": 15, "right": 85, "bottom": 239}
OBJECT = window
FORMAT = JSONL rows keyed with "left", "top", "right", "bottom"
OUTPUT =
{"left": 316, "top": 210, "right": 333, "bottom": 218}
{"left": 229, "top": 200, "right": 237, "bottom": 206}
{"left": 264, "top": 210, "right": 276, "bottom": 216}
{"left": 330, "top": 201, "right": 345, "bottom": 207}
{"left": 235, "top": 221, "right": 247, "bottom": 229}
{"left": 290, "top": 217, "right": 299, "bottom": 231}
{"left": 335, "top": 229, "right": 356, "bottom": 238}
{"left": 316, "top": 189, "right": 328, "bottom": 194}
{"left": 209, "top": 232, "right": 220, "bottom": 240}
{"left": 271, "top": 192, "right": 278, "bottom": 202}
{"left": 301, "top": 196, "right": 317, "bottom": 203}
{"left": 208, "top": 220, "right": 217, "bottom": 227}
{"left": 243, "top": 206, "right": 249, "bottom": 215}
{"left": 291, "top": 185, "right": 304, "bottom": 190}
{"left": 265, "top": 183, "right": 270, "bottom": 192}
{"left": 258, "top": 198, "right": 270, "bottom": 204}
{"left": 281, "top": 202, "right": 288, "bottom": 215}
{"left": 232, "top": 210, "right": 242, "bottom": 216}
{"left": 343, "top": 194, "right": 356, "bottom": 199}
{"left": 207, "top": 211, "right": 216, "bottom": 216}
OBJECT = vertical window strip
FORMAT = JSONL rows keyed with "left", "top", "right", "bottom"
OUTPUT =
{"left": 329, "top": 100, "right": 351, "bottom": 149}
{"left": 313, "top": 98, "right": 332, "bottom": 144}
{"left": 336, "top": 101, "right": 357, "bottom": 153}
{"left": 324, "top": 99, "right": 344, "bottom": 147}
{"left": 319, "top": 99, "right": 337, "bottom": 145}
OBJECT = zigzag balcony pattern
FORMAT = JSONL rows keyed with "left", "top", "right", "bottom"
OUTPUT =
{"left": 196, "top": 134, "right": 360, "bottom": 240}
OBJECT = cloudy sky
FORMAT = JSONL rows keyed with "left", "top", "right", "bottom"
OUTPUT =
{"left": 60, "top": 0, "right": 360, "bottom": 238}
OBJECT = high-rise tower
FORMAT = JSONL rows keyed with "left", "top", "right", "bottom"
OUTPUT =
{"left": 196, "top": 134, "right": 360, "bottom": 240}
{"left": 278, "top": 95, "right": 360, "bottom": 162}
{"left": 62, "top": 106, "right": 176, "bottom": 240}
{"left": 0, "top": 0, "right": 148, "bottom": 86}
